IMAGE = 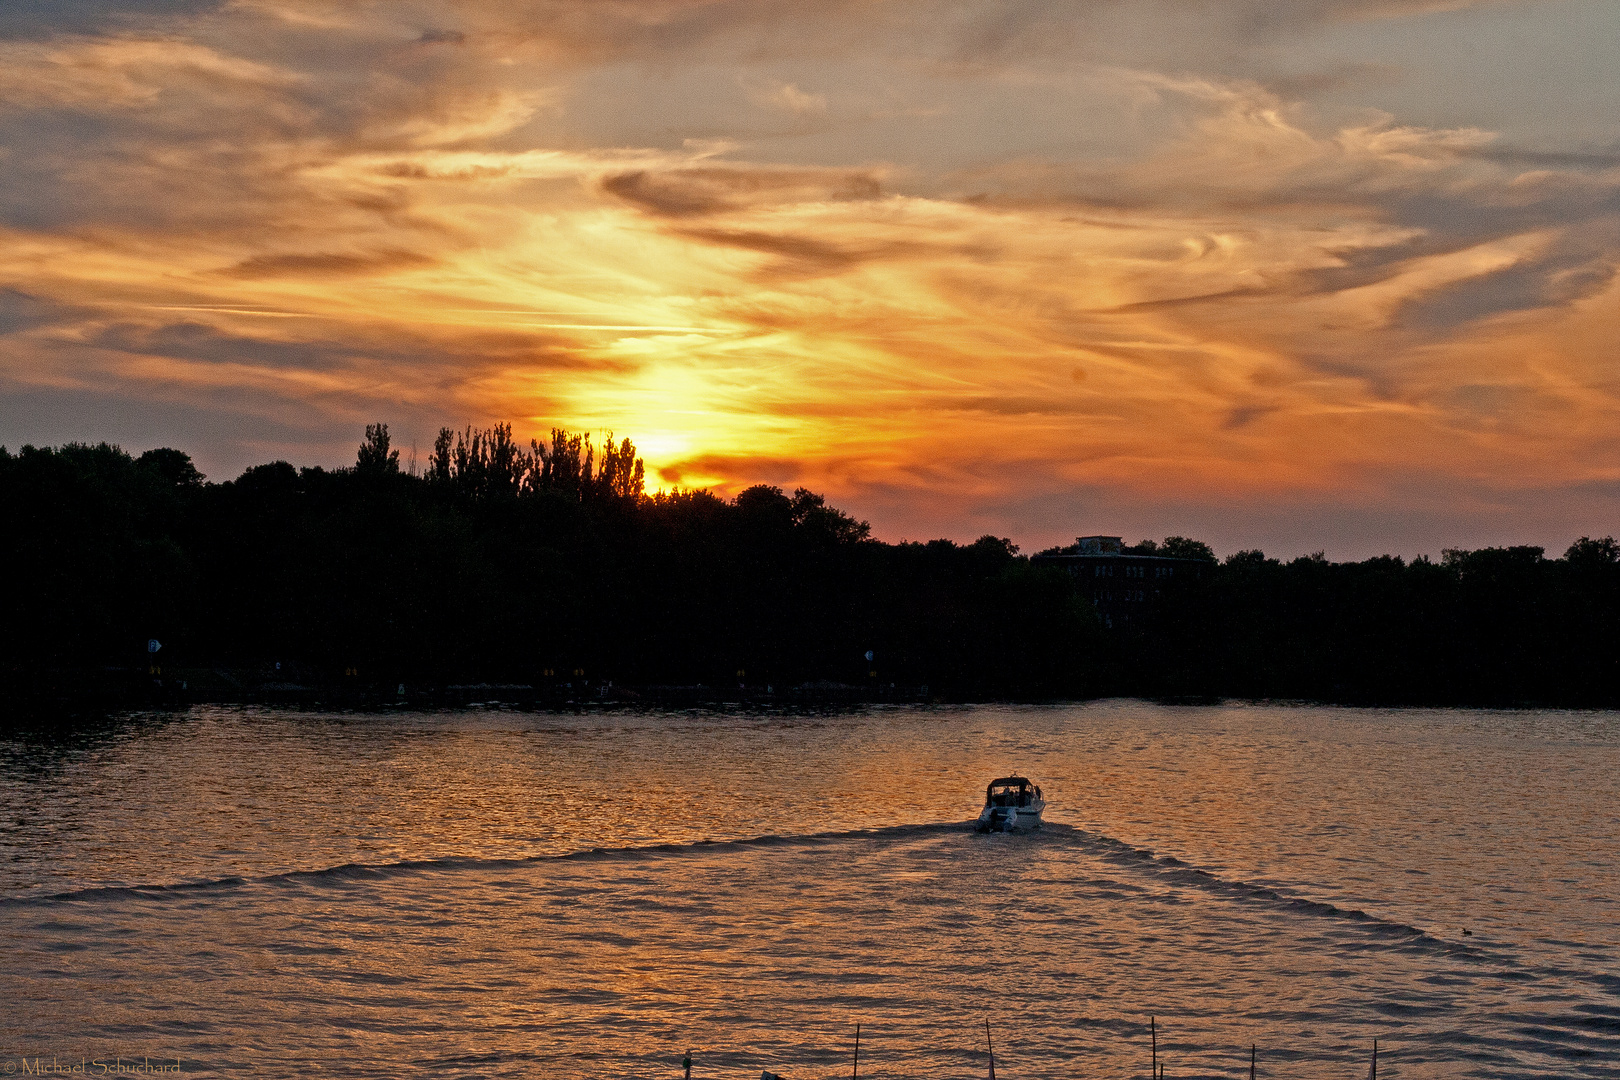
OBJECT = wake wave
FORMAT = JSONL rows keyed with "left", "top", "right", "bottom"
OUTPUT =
{"left": 0, "top": 817, "right": 1524, "bottom": 967}
{"left": 1066, "top": 829, "right": 1452, "bottom": 944}
{"left": 0, "top": 820, "right": 967, "bottom": 907}
{"left": 1054, "top": 827, "right": 1549, "bottom": 976}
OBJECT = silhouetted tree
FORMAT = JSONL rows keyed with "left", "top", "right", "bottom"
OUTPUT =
{"left": 7, "top": 424, "right": 1620, "bottom": 710}
{"left": 1161, "top": 536, "right": 1216, "bottom": 561}
{"left": 789, "top": 488, "right": 870, "bottom": 545}
{"left": 595, "top": 434, "right": 645, "bottom": 501}
{"left": 1566, "top": 535, "right": 1620, "bottom": 565}
{"left": 138, "top": 448, "right": 206, "bottom": 488}
{"left": 539, "top": 428, "right": 591, "bottom": 497}
{"left": 356, "top": 423, "right": 399, "bottom": 474}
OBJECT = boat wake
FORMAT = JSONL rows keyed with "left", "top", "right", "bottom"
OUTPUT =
{"left": 2, "top": 821, "right": 969, "bottom": 907}
{"left": 11, "top": 816, "right": 1617, "bottom": 1077}
{"left": 0, "top": 818, "right": 1506, "bottom": 968}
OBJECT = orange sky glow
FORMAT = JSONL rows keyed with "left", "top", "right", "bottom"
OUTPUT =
{"left": 1, "top": 0, "right": 1617, "bottom": 557}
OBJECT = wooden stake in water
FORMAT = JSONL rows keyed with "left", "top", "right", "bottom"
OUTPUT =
{"left": 1370, "top": 1038, "right": 1378, "bottom": 1080}
{"left": 683, "top": 1049, "right": 692, "bottom": 1080}
{"left": 1250, "top": 1043, "right": 1256, "bottom": 1080}
{"left": 986, "top": 1018, "right": 995, "bottom": 1080}
{"left": 852, "top": 1023, "right": 860, "bottom": 1080}
{"left": 1151, "top": 1016, "right": 1157, "bottom": 1079}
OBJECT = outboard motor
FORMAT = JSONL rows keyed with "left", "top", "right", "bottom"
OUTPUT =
{"left": 976, "top": 806, "right": 1016, "bottom": 833}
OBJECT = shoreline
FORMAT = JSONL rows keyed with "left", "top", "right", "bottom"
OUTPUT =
{"left": 5, "top": 667, "right": 1616, "bottom": 726}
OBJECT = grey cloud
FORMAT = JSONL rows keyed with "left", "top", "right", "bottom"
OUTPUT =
{"left": 601, "top": 170, "right": 733, "bottom": 216}
{"left": 1264, "top": 62, "right": 1402, "bottom": 98}
{"left": 85, "top": 319, "right": 605, "bottom": 372}
{"left": 674, "top": 226, "right": 955, "bottom": 280}
{"left": 657, "top": 452, "right": 804, "bottom": 487}
{"left": 474, "top": 0, "right": 1506, "bottom": 65}
{"left": 1061, "top": 128, "right": 1620, "bottom": 343}
{"left": 1285, "top": 352, "right": 1405, "bottom": 402}
{"left": 1382, "top": 172, "right": 1620, "bottom": 238}
{"left": 1397, "top": 252, "right": 1617, "bottom": 332}
{"left": 601, "top": 167, "right": 883, "bottom": 217}
{"left": 0, "top": 21, "right": 512, "bottom": 171}
{"left": 676, "top": 227, "right": 865, "bottom": 267}
{"left": 950, "top": 171, "right": 1620, "bottom": 348}
{"left": 1289, "top": 239, "right": 1432, "bottom": 297}
{"left": 1468, "top": 145, "right": 1620, "bottom": 169}
{"left": 222, "top": 249, "right": 439, "bottom": 279}
{"left": 91, "top": 321, "right": 371, "bottom": 371}
{"left": 1442, "top": 382, "right": 1548, "bottom": 423}
{"left": 1567, "top": 477, "right": 1620, "bottom": 499}
{"left": 1107, "top": 286, "right": 1278, "bottom": 312}
{"left": 0, "top": 288, "right": 88, "bottom": 333}
{"left": 0, "top": 0, "right": 223, "bottom": 41}
{"left": 1365, "top": 183, "right": 1620, "bottom": 331}
{"left": 1222, "top": 403, "right": 1279, "bottom": 429}
{"left": 0, "top": 136, "right": 329, "bottom": 233}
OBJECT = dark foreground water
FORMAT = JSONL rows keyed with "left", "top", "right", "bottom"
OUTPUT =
{"left": 2, "top": 702, "right": 1618, "bottom": 1078}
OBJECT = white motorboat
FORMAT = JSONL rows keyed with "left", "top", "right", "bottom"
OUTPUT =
{"left": 975, "top": 775, "right": 1045, "bottom": 832}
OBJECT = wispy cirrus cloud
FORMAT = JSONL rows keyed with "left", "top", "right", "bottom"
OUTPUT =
{"left": 0, "top": 35, "right": 293, "bottom": 107}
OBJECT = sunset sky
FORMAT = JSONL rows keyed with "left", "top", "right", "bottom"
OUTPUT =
{"left": 1, "top": 0, "right": 1616, "bottom": 557}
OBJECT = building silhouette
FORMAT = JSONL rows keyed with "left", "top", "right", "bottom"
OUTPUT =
{"left": 1032, "top": 536, "right": 1207, "bottom": 630}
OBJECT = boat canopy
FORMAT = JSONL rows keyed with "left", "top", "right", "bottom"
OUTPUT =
{"left": 984, "top": 775, "right": 1040, "bottom": 809}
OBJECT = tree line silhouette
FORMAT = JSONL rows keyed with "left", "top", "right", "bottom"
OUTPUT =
{"left": 2, "top": 423, "right": 1616, "bottom": 711}
{"left": 1136, "top": 540, "right": 1620, "bottom": 706}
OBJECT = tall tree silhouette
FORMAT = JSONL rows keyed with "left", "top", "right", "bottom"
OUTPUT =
{"left": 355, "top": 423, "right": 399, "bottom": 474}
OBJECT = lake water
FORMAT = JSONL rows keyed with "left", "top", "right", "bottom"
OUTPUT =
{"left": 3, "top": 702, "right": 1618, "bottom": 1078}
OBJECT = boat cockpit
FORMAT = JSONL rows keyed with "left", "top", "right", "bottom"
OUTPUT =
{"left": 985, "top": 776, "right": 1041, "bottom": 809}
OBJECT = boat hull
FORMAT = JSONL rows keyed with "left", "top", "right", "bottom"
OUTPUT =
{"left": 975, "top": 801, "right": 1045, "bottom": 832}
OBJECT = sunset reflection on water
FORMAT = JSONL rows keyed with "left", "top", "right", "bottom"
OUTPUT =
{"left": 3, "top": 703, "right": 1618, "bottom": 1077}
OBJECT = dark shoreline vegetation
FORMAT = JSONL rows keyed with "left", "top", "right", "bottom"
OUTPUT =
{"left": 3, "top": 423, "right": 1618, "bottom": 718}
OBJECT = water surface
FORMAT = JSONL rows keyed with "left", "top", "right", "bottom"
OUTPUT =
{"left": 3, "top": 702, "right": 1618, "bottom": 1077}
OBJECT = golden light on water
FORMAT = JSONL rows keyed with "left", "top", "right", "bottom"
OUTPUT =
{"left": 11, "top": 704, "right": 1620, "bottom": 1074}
